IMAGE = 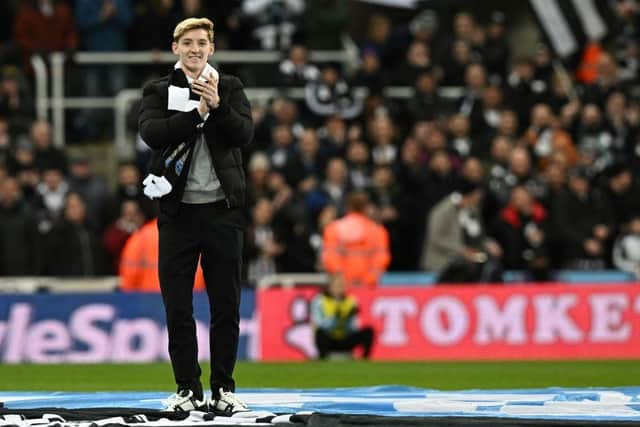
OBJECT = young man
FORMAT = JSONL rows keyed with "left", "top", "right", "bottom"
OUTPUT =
{"left": 138, "top": 17, "right": 253, "bottom": 413}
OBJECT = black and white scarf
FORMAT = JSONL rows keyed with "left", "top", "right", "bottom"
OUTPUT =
{"left": 143, "top": 62, "right": 219, "bottom": 199}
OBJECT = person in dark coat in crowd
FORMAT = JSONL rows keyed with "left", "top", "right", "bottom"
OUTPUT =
{"left": 244, "top": 197, "right": 282, "bottom": 285}
{"left": 506, "top": 57, "right": 548, "bottom": 132}
{"left": 483, "top": 11, "right": 510, "bottom": 84}
{"left": 604, "top": 91, "right": 639, "bottom": 162}
{"left": 272, "top": 188, "right": 318, "bottom": 273}
{"left": 282, "top": 128, "right": 326, "bottom": 191}
{"left": 404, "top": 71, "right": 446, "bottom": 124}
{"left": 30, "top": 120, "right": 68, "bottom": 174}
{"left": 424, "top": 150, "right": 461, "bottom": 211}
{"left": 550, "top": 167, "right": 614, "bottom": 269}
{"left": 393, "top": 137, "right": 430, "bottom": 270}
{"left": 391, "top": 39, "right": 432, "bottom": 86}
{"left": 351, "top": 47, "right": 388, "bottom": 92}
{"left": 492, "top": 186, "right": 550, "bottom": 281}
{"left": 600, "top": 162, "right": 640, "bottom": 230}
{"left": 0, "top": 176, "right": 40, "bottom": 275}
{"left": 0, "top": 65, "right": 36, "bottom": 135}
{"left": 67, "top": 154, "right": 110, "bottom": 231}
{"left": 40, "top": 191, "right": 107, "bottom": 276}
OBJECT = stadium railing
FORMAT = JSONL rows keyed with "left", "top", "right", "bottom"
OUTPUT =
{"left": 0, "top": 276, "right": 119, "bottom": 294}
{"left": 31, "top": 51, "right": 464, "bottom": 155}
{"left": 33, "top": 50, "right": 354, "bottom": 149}
{"left": 0, "top": 270, "right": 634, "bottom": 294}
{"left": 256, "top": 270, "right": 637, "bottom": 289}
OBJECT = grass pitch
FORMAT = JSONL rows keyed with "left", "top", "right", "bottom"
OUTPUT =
{"left": 0, "top": 360, "right": 639, "bottom": 391}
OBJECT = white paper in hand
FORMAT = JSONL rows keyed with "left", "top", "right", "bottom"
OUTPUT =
{"left": 143, "top": 174, "right": 173, "bottom": 199}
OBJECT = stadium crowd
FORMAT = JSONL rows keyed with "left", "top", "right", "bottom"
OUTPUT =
{"left": 0, "top": 0, "right": 640, "bottom": 285}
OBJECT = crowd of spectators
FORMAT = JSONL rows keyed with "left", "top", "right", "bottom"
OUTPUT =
{"left": 0, "top": 0, "right": 640, "bottom": 284}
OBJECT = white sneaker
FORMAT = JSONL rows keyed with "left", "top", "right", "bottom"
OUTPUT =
{"left": 163, "top": 389, "right": 207, "bottom": 412}
{"left": 209, "top": 387, "right": 249, "bottom": 415}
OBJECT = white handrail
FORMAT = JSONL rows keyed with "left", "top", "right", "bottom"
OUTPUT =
{"left": 31, "top": 55, "right": 48, "bottom": 121}
{"left": 114, "top": 89, "right": 141, "bottom": 159}
{"left": 257, "top": 273, "right": 329, "bottom": 289}
{"left": 73, "top": 50, "right": 352, "bottom": 64}
{"left": 51, "top": 52, "right": 66, "bottom": 148}
{"left": 0, "top": 276, "right": 120, "bottom": 294}
{"left": 36, "top": 50, "right": 466, "bottom": 148}
{"left": 45, "top": 50, "right": 357, "bottom": 147}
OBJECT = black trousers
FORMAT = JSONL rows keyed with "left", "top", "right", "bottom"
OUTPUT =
{"left": 315, "top": 327, "right": 374, "bottom": 359}
{"left": 158, "top": 201, "right": 244, "bottom": 398}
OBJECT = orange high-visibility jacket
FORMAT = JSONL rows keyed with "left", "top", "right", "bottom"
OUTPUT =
{"left": 524, "top": 127, "right": 578, "bottom": 171}
{"left": 119, "top": 219, "right": 205, "bottom": 292}
{"left": 321, "top": 213, "right": 391, "bottom": 289}
{"left": 576, "top": 42, "right": 604, "bottom": 84}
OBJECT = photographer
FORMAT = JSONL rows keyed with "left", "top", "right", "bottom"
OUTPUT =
{"left": 311, "top": 274, "right": 374, "bottom": 359}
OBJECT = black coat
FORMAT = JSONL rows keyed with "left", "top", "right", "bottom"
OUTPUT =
{"left": 550, "top": 189, "right": 614, "bottom": 263}
{"left": 40, "top": 219, "right": 106, "bottom": 276}
{"left": 138, "top": 70, "right": 253, "bottom": 216}
{"left": 0, "top": 200, "right": 40, "bottom": 275}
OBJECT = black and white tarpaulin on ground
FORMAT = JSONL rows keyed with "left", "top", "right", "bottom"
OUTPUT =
{"left": 2, "top": 387, "right": 640, "bottom": 426}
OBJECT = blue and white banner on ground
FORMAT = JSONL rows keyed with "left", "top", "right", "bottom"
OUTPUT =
{"left": 0, "top": 291, "right": 257, "bottom": 363}
{"left": 2, "top": 387, "right": 640, "bottom": 422}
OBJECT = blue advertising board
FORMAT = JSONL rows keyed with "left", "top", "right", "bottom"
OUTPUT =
{"left": 0, "top": 290, "right": 256, "bottom": 363}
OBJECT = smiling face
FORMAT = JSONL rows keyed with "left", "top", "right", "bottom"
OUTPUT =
{"left": 172, "top": 28, "right": 214, "bottom": 78}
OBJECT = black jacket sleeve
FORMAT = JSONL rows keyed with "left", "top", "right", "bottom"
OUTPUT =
{"left": 138, "top": 82, "right": 203, "bottom": 150}
{"left": 203, "top": 76, "right": 253, "bottom": 148}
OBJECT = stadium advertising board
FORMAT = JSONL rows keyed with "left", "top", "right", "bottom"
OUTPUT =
{"left": 258, "top": 284, "right": 640, "bottom": 360}
{"left": 0, "top": 291, "right": 257, "bottom": 363}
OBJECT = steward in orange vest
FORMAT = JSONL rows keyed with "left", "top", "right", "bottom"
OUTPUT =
{"left": 119, "top": 219, "right": 205, "bottom": 291}
{"left": 321, "top": 192, "right": 391, "bottom": 290}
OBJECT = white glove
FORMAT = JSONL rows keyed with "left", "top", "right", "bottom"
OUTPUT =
{"left": 142, "top": 174, "right": 172, "bottom": 199}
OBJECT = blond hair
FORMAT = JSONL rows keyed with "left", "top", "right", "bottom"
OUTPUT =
{"left": 173, "top": 17, "right": 214, "bottom": 43}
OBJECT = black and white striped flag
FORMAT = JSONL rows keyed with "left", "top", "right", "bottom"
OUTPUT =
{"left": 529, "top": 0, "right": 615, "bottom": 58}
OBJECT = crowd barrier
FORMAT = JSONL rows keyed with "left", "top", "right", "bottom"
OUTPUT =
{"left": 259, "top": 283, "right": 640, "bottom": 360}
{"left": 256, "top": 270, "right": 636, "bottom": 288}
{"left": 1, "top": 279, "right": 639, "bottom": 363}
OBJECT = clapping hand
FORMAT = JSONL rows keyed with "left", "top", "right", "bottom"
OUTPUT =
{"left": 192, "top": 72, "right": 220, "bottom": 111}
